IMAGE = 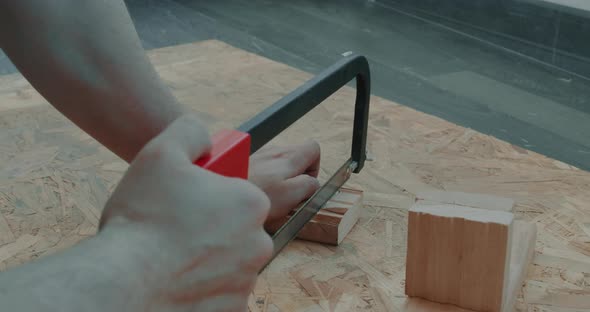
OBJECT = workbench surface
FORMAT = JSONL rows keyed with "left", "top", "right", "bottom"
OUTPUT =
{"left": 0, "top": 40, "right": 588, "bottom": 311}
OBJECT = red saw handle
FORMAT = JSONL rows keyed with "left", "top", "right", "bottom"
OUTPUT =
{"left": 194, "top": 129, "right": 251, "bottom": 179}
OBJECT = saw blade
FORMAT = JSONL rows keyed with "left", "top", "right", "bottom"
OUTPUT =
{"left": 262, "top": 159, "right": 357, "bottom": 271}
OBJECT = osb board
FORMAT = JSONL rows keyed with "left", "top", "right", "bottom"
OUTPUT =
{"left": 0, "top": 40, "right": 589, "bottom": 311}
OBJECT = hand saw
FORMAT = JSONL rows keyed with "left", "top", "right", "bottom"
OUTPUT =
{"left": 195, "top": 54, "right": 370, "bottom": 269}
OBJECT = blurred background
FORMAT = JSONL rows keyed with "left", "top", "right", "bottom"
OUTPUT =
{"left": 1, "top": 0, "right": 588, "bottom": 170}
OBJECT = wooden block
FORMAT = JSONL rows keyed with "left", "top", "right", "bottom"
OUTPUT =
{"left": 415, "top": 190, "right": 514, "bottom": 212}
{"left": 403, "top": 220, "right": 536, "bottom": 312}
{"left": 406, "top": 204, "right": 514, "bottom": 312}
{"left": 405, "top": 194, "right": 537, "bottom": 312}
{"left": 267, "top": 188, "right": 363, "bottom": 245}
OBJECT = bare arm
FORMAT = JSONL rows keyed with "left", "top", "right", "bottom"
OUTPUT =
{"left": 0, "top": 225, "right": 156, "bottom": 311}
{"left": 0, "top": 0, "right": 188, "bottom": 162}
{"left": 0, "top": 3, "right": 322, "bottom": 309}
{"left": 0, "top": 116, "right": 272, "bottom": 312}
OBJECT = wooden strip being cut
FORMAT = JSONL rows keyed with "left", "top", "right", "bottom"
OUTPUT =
{"left": 267, "top": 188, "right": 363, "bottom": 245}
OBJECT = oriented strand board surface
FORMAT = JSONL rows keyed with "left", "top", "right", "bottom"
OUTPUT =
{"left": 416, "top": 191, "right": 515, "bottom": 212}
{"left": 1, "top": 40, "right": 590, "bottom": 311}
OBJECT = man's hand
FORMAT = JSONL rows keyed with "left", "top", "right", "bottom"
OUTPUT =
{"left": 100, "top": 115, "right": 272, "bottom": 311}
{"left": 248, "top": 141, "right": 321, "bottom": 222}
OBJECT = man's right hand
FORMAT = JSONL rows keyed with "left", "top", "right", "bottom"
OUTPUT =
{"left": 99, "top": 115, "right": 272, "bottom": 311}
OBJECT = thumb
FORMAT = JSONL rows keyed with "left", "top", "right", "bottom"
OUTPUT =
{"left": 147, "top": 115, "right": 211, "bottom": 162}
{"left": 267, "top": 175, "right": 320, "bottom": 221}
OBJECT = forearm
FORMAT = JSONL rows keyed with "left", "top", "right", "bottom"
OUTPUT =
{"left": 0, "top": 1, "right": 188, "bottom": 162}
{"left": 0, "top": 224, "right": 160, "bottom": 312}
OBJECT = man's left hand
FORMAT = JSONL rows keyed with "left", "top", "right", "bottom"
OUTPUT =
{"left": 248, "top": 141, "right": 321, "bottom": 223}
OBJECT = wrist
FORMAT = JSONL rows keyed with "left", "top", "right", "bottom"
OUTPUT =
{"left": 0, "top": 222, "right": 166, "bottom": 312}
{"left": 97, "top": 220, "right": 194, "bottom": 310}
{"left": 79, "top": 223, "right": 168, "bottom": 310}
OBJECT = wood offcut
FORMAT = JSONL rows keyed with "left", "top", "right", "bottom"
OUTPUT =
{"left": 406, "top": 192, "right": 536, "bottom": 312}
{"left": 267, "top": 187, "right": 363, "bottom": 245}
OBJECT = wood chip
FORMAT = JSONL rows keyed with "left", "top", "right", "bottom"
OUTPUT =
{"left": 71, "top": 192, "right": 100, "bottom": 227}
{"left": 0, "top": 146, "right": 58, "bottom": 179}
{"left": 0, "top": 214, "right": 15, "bottom": 246}
{"left": 77, "top": 220, "right": 97, "bottom": 236}
{"left": 0, "top": 234, "right": 41, "bottom": 263}
{"left": 524, "top": 280, "right": 590, "bottom": 309}
{"left": 385, "top": 220, "right": 393, "bottom": 258}
{"left": 534, "top": 247, "right": 590, "bottom": 272}
{"left": 50, "top": 171, "right": 68, "bottom": 216}
{"left": 248, "top": 294, "right": 262, "bottom": 312}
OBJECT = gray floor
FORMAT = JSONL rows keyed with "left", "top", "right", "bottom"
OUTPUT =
{"left": 1, "top": 0, "right": 589, "bottom": 170}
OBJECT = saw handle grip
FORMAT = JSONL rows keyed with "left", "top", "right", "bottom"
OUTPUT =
{"left": 194, "top": 129, "right": 251, "bottom": 179}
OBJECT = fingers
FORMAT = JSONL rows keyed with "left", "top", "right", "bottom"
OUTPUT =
{"left": 286, "top": 141, "right": 321, "bottom": 178}
{"left": 141, "top": 114, "right": 211, "bottom": 163}
{"left": 266, "top": 175, "right": 320, "bottom": 221}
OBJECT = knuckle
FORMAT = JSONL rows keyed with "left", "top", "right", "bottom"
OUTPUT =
{"left": 308, "top": 140, "right": 321, "bottom": 154}
{"left": 304, "top": 175, "right": 321, "bottom": 190}
{"left": 239, "top": 230, "right": 273, "bottom": 273}
{"left": 247, "top": 193, "right": 271, "bottom": 219}
{"left": 233, "top": 180, "right": 270, "bottom": 216}
{"left": 288, "top": 156, "right": 299, "bottom": 169}
{"left": 165, "top": 114, "right": 211, "bottom": 152}
{"left": 176, "top": 115, "right": 210, "bottom": 139}
{"left": 175, "top": 114, "right": 202, "bottom": 128}
{"left": 135, "top": 141, "right": 171, "bottom": 164}
{"left": 244, "top": 228, "right": 274, "bottom": 271}
{"left": 255, "top": 230, "right": 274, "bottom": 263}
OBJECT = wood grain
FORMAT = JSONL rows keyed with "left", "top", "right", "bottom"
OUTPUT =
{"left": 406, "top": 204, "right": 513, "bottom": 311}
